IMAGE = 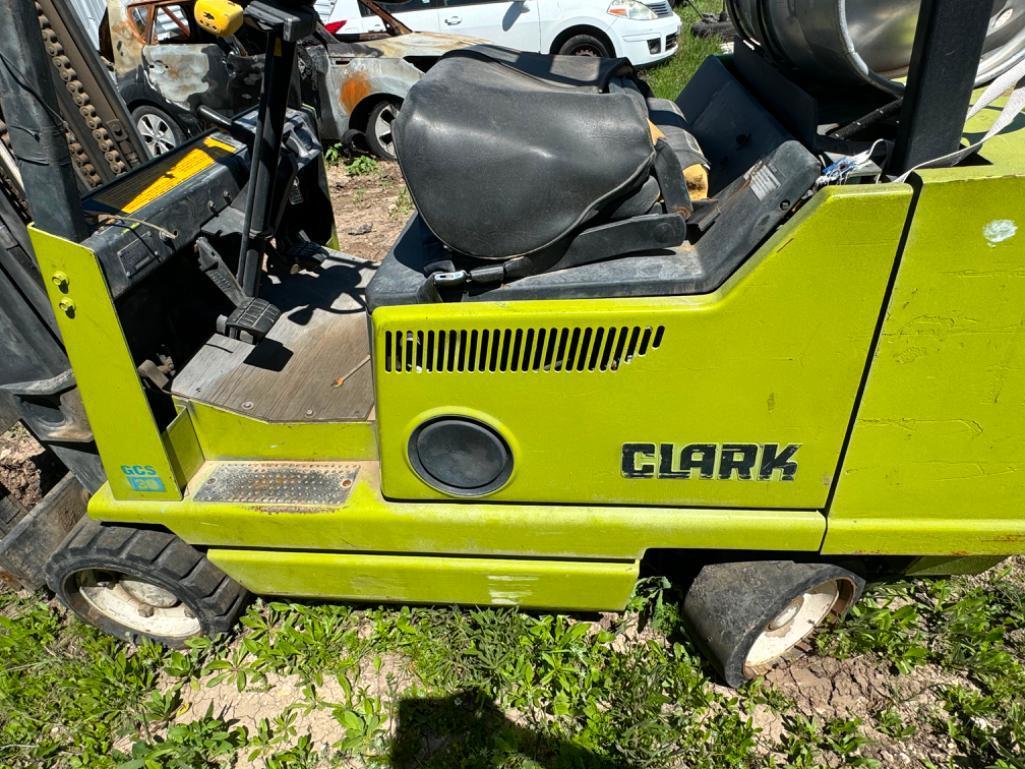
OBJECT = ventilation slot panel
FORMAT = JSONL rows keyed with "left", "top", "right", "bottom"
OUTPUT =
{"left": 384, "top": 324, "right": 664, "bottom": 374}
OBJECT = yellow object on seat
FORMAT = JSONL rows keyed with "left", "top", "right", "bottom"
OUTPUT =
{"left": 194, "top": 0, "right": 244, "bottom": 37}
{"left": 649, "top": 120, "right": 709, "bottom": 201}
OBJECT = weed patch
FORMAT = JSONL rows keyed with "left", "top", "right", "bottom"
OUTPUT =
{"left": 346, "top": 156, "right": 379, "bottom": 177}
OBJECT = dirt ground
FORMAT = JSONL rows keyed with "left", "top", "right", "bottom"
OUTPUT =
{"left": 763, "top": 655, "right": 963, "bottom": 765}
{"left": 0, "top": 422, "right": 63, "bottom": 509}
{"left": 327, "top": 161, "right": 409, "bottom": 264}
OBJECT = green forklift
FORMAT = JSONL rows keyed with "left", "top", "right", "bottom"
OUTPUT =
{"left": 1, "top": 0, "right": 1023, "bottom": 685}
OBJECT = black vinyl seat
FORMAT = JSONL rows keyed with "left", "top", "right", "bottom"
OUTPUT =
{"left": 368, "top": 56, "right": 820, "bottom": 308}
{"left": 393, "top": 46, "right": 699, "bottom": 281}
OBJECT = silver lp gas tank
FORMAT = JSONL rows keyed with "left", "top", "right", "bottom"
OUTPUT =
{"left": 727, "top": 0, "right": 1025, "bottom": 92}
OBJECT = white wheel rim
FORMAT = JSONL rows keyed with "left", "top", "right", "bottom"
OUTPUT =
{"left": 745, "top": 580, "right": 841, "bottom": 669}
{"left": 137, "top": 113, "right": 178, "bottom": 156}
{"left": 77, "top": 569, "right": 200, "bottom": 639}
{"left": 372, "top": 104, "right": 399, "bottom": 155}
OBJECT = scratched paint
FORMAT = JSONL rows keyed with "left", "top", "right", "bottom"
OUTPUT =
{"left": 487, "top": 574, "right": 537, "bottom": 605}
{"left": 983, "top": 219, "right": 1017, "bottom": 246}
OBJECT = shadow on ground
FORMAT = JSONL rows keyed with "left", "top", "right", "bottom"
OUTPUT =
{"left": 390, "top": 689, "right": 634, "bottom": 768}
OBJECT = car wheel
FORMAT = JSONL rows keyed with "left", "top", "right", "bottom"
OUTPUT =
{"left": 366, "top": 100, "right": 401, "bottom": 161}
{"left": 557, "top": 33, "right": 611, "bottom": 58}
{"left": 683, "top": 560, "right": 864, "bottom": 687}
{"left": 46, "top": 518, "right": 249, "bottom": 647}
{"left": 132, "top": 104, "right": 185, "bottom": 157}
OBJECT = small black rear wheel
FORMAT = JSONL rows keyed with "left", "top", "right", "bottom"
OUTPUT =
{"left": 46, "top": 519, "right": 248, "bottom": 646}
{"left": 683, "top": 560, "right": 863, "bottom": 687}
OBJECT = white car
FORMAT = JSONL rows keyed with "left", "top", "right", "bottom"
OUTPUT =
{"left": 315, "top": 0, "right": 682, "bottom": 67}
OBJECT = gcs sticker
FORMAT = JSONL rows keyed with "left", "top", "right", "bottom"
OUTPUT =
{"left": 121, "top": 464, "right": 166, "bottom": 492}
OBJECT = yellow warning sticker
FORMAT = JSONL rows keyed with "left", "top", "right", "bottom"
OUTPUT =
{"left": 87, "top": 136, "right": 240, "bottom": 216}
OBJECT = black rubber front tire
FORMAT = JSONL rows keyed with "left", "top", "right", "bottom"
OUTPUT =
{"left": 557, "top": 33, "right": 611, "bottom": 58}
{"left": 365, "top": 100, "right": 401, "bottom": 161}
{"left": 46, "top": 518, "right": 248, "bottom": 646}
{"left": 683, "top": 560, "right": 864, "bottom": 687}
{"left": 131, "top": 104, "right": 186, "bottom": 158}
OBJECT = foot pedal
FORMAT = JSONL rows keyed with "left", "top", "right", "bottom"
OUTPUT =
{"left": 219, "top": 298, "right": 281, "bottom": 343}
{"left": 283, "top": 239, "right": 330, "bottom": 269}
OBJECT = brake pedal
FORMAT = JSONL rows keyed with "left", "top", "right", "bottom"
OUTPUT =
{"left": 219, "top": 298, "right": 281, "bottom": 343}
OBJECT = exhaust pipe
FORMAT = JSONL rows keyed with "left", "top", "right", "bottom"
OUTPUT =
{"left": 0, "top": 0, "right": 90, "bottom": 243}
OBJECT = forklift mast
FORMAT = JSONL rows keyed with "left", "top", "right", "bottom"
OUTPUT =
{"left": 0, "top": 0, "right": 150, "bottom": 588}
{"left": 0, "top": 0, "right": 149, "bottom": 433}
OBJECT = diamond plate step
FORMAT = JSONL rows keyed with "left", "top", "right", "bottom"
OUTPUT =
{"left": 193, "top": 462, "right": 359, "bottom": 505}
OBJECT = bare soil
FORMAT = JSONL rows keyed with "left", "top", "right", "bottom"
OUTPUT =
{"left": 764, "top": 655, "right": 963, "bottom": 766}
{"left": 142, "top": 652, "right": 417, "bottom": 767}
{"left": 327, "top": 161, "right": 410, "bottom": 264}
{"left": 0, "top": 421, "right": 63, "bottom": 509}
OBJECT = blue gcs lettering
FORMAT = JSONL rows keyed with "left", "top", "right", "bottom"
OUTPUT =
{"left": 121, "top": 464, "right": 158, "bottom": 476}
{"left": 121, "top": 464, "right": 165, "bottom": 492}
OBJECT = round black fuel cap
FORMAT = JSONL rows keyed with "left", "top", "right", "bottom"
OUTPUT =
{"left": 410, "top": 417, "right": 512, "bottom": 496}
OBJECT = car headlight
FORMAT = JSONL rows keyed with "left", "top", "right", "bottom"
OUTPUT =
{"left": 607, "top": 0, "right": 657, "bottom": 20}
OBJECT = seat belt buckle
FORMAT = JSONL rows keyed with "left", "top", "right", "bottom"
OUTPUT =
{"left": 430, "top": 270, "right": 470, "bottom": 287}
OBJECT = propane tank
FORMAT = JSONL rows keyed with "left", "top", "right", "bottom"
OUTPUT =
{"left": 727, "top": 0, "right": 1025, "bottom": 93}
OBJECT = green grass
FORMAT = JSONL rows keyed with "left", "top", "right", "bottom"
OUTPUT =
{"left": 645, "top": 0, "right": 727, "bottom": 100}
{"left": 3, "top": 562, "right": 1025, "bottom": 768}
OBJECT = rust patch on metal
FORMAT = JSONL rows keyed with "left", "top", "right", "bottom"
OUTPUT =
{"left": 340, "top": 71, "right": 372, "bottom": 113}
{"left": 252, "top": 504, "right": 333, "bottom": 514}
{"left": 360, "top": 31, "right": 484, "bottom": 57}
{"left": 983, "top": 534, "right": 1025, "bottom": 543}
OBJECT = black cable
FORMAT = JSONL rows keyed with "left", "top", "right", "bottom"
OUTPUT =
{"left": 0, "top": 50, "right": 70, "bottom": 130}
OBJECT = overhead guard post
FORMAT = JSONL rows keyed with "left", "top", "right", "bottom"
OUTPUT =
{"left": 890, "top": 0, "right": 993, "bottom": 175}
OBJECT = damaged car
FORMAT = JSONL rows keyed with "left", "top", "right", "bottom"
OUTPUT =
{"left": 100, "top": 0, "right": 479, "bottom": 158}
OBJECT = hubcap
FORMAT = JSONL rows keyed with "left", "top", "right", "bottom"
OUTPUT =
{"left": 137, "top": 113, "right": 178, "bottom": 157}
{"left": 571, "top": 45, "right": 601, "bottom": 57}
{"left": 745, "top": 580, "right": 842, "bottom": 670}
{"left": 372, "top": 104, "right": 399, "bottom": 157}
{"left": 122, "top": 578, "right": 179, "bottom": 608}
{"left": 77, "top": 569, "right": 200, "bottom": 639}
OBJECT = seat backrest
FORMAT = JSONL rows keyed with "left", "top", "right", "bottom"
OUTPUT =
{"left": 393, "top": 46, "right": 661, "bottom": 261}
{"left": 677, "top": 56, "right": 801, "bottom": 196}
{"left": 677, "top": 57, "right": 820, "bottom": 287}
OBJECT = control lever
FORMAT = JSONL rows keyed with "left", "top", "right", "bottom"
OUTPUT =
{"left": 233, "top": 0, "right": 318, "bottom": 311}
{"left": 196, "top": 105, "right": 233, "bottom": 133}
{"left": 194, "top": 105, "right": 259, "bottom": 162}
{"left": 196, "top": 236, "right": 246, "bottom": 305}
{"left": 194, "top": 0, "right": 318, "bottom": 341}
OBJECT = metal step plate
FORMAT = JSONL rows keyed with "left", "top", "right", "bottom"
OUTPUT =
{"left": 193, "top": 462, "right": 359, "bottom": 506}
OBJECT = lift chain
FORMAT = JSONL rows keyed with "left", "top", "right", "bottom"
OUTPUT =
{"left": 35, "top": 1, "right": 128, "bottom": 186}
